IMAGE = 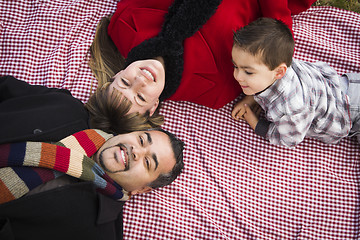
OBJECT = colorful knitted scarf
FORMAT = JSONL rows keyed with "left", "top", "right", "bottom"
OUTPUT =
{"left": 0, "top": 129, "right": 129, "bottom": 204}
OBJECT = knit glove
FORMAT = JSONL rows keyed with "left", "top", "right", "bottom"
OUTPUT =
{"left": 125, "top": 0, "right": 222, "bottom": 100}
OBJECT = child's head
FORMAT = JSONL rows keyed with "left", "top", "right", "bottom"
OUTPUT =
{"left": 232, "top": 17, "right": 295, "bottom": 95}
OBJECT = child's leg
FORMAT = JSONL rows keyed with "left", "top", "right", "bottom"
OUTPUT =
{"left": 343, "top": 73, "right": 360, "bottom": 143}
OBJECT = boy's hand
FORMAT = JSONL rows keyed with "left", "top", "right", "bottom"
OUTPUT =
{"left": 232, "top": 95, "right": 261, "bottom": 131}
{"left": 231, "top": 95, "right": 259, "bottom": 120}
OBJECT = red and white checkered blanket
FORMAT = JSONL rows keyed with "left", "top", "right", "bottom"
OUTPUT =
{"left": 1, "top": 1, "right": 359, "bottom": 239}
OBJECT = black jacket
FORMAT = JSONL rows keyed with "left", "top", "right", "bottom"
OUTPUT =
{"left": 0, "top": 182, "right": 125, "bottom": 240}
{"left": 0, "top": 75, "right": 89, "bottom": 144}
{"left": 0, "top": 76, "right": 125, "bottom": 239}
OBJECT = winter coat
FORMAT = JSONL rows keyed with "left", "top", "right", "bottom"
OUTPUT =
{"left": 108, "top": 0, "right": 315, "bottom": 108}
{"left": 0, "top": 75, "right": 89, "bottom": 144}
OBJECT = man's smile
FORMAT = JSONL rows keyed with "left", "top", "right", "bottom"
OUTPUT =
{"left": 115, "top": 144, "right": 129, "bottom": 170}
{"left": 99, "top": 143, "right": 132, "bottom": 173}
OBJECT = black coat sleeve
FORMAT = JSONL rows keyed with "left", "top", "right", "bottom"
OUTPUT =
{"left": 0, "top": 75, "right": 69, "bottom": 102}
{"left": 0, "top": 76, "right": 89, "bottom": 144}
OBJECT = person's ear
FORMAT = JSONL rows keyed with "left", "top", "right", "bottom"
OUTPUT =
{"left": 148, "top": 99, "right": 160, "bottom": 116}
{"left": 274, "top": 63, "right": 287, "bottom": 80}
{"left": 129, "top": 186, "right": 153, "bottom": 196}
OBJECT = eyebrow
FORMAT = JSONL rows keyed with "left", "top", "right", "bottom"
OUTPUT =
{"left": 232, "top": 59, "right": 255, "bottom": 70}
{"left": 133, "top": 96, "right": 146, "bottom": 107}
{"left": 152, "top": 153, "right": 159, "bottom": 171}
{"left": 145, "top": 132, "right": 159, "bottom": 171}
{"left": 145, "top": 132, "right": 152, "bottom": 144}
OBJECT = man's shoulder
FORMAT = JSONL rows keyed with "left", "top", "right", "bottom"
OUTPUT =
{"left": 0, "top": 181, "right": 124, "bottom": 240}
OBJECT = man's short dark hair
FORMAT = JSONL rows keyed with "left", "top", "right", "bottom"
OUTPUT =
{"left": 148, "top": 128, "right": 185, "bottom": 189}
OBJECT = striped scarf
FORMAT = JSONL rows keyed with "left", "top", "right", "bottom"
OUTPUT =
{"left": 0, "top": 129, "right": 129, "bottom": 204}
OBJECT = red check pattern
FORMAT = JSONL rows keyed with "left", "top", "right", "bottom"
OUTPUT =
{"left": 1, "top": 1, "right": 359, "bottom": 239}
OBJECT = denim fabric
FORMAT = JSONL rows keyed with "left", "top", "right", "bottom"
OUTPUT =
{"left": 341, "top": 73, "right": 360, "bottom": 142}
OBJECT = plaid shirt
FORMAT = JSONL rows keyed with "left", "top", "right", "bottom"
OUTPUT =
{"left": 254, "top": 59, "right": 351, "bottom": 148}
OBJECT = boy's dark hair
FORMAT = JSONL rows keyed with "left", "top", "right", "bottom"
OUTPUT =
{"left": 233, "top": 17, "right": 295, "bottom": 70}
{"left": 148, "top": 128, "right": 185, "bottom": 189}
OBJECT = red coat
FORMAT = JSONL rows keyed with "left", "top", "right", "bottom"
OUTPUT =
{"left": 109, "top": 0, "right": 315, "bottom": 109}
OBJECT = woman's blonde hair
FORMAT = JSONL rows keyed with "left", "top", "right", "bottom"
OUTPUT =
{"left": 89, "top": 16, "right": 125, "bottom": 88}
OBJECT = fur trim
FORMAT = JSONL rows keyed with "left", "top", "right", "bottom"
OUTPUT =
{"left": 126, "top": 37, "right": 183, "bottom": 100}
{"left": 125, "top": 0, "right": 222, "bottom": 100}
{"left": 161, "top": 0, "right": 222, "bottom": 40}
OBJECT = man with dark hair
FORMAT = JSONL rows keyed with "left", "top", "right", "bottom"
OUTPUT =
{"left": 0, "top": 76, "right": 184, "bottom": 240}
{"left": 0, "top": 128, "right": 184, "bottom": 240}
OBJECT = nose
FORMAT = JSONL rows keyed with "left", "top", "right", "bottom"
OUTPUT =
{"left": 133, "top": 75, "right": 148, "bottom": 88}
{"left": 233, "top": 70, "right": 244, "bottom": 83}
{"left": 131, "top": 145, "right": 148, "bottom": 161}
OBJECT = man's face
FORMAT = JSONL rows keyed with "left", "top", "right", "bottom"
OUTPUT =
{"left": 95, "top": 130, "right": 176, "bottom": 195}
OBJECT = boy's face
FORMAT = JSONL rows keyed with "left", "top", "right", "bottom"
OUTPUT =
{"left": 231, "top": 46, "right": 278, "bottom": 95}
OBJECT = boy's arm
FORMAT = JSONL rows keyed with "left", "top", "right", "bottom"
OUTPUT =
{"left": 239, "top": 100, "right": 310, "bottom": 148}
{"left": 242, "top": 104, "right": 259, "bottom": 130}
{"left": 243, "top": 104, "right": 272, "bottom": 139}
{"left": 245, "top": 104, "right": 308, "bottom": 147}
{"left": 233, "top": 97, "right": 269, "bottom": 135}
{"left": 254, "top": 118, "right": 271, "bottom": 138}
{"left": 258, "top": 110, "right": 314, "bottom": 148}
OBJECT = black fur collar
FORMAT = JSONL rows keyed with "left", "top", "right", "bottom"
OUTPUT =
{"left": 125, "top": 0, "right": 222, "bottom": 100}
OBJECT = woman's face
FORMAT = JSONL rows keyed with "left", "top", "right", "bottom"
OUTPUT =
{"left": 109, "top": 59, "right": 165, "bottom": 116}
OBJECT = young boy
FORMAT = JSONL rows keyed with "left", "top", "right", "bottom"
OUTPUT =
{"left": 231, "top": 17, "right": 360, "bottom": 148}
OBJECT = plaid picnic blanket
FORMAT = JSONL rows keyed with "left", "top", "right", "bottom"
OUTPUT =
{"left": 0, "top": 1, "right": 359, "bottom": 239}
